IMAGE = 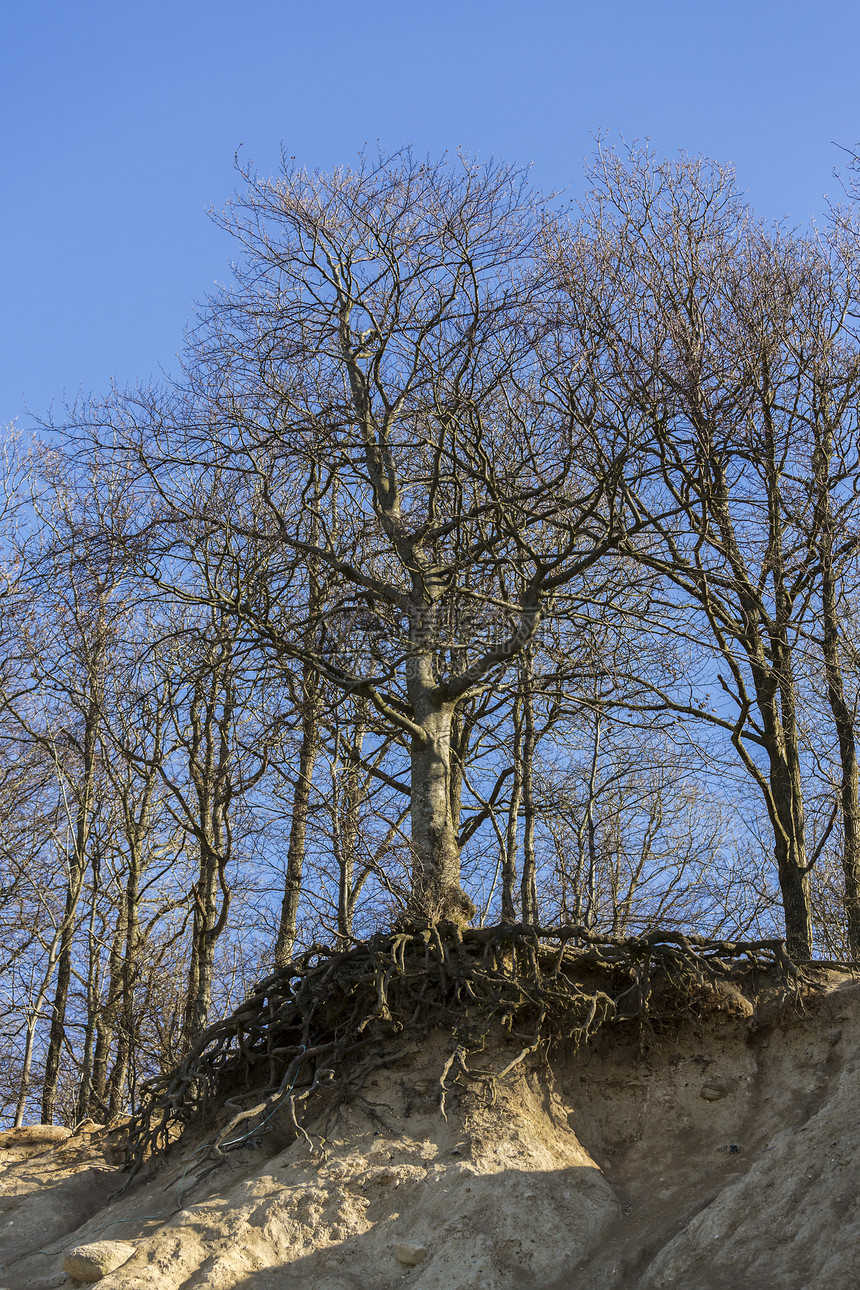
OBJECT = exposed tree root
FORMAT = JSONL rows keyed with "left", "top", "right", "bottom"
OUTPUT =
{"left": 123, "top": 922, "right": 826, "bottom": 1184}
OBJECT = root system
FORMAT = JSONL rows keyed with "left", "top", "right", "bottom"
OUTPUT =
{"left": 124, "top": 921, "right": 817, "bottom": 1182}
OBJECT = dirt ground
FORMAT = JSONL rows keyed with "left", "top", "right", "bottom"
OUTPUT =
{"left": 2, "top": 974, "right": 858, "bottom": 1290}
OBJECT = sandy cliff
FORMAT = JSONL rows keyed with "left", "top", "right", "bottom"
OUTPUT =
{"left": 2, "top": 975, "right": 858, "bottom": 1290}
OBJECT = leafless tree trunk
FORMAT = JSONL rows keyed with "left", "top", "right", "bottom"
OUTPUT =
{"left": 332, "top": 699, "right": 367, "bottom": 942}
{"left": 577, "top": 710, "right": 602, "bottom": 929}
{"left": 181, "top": 646, "right": 236, "bottom": 1043}
{"left": 274, "top": 661, "right": 321, "bottom": 965}
{"left": 502, "top": 690, "right": 523, "bottom": 922}
{"left": 812, "top": 423, "right": 860, "bottom": 958}
{"left": 520, "top": 657, "right": 538, "bottom": 924}
{"left": 41, "top": 627, "right": 108, "bottom": 1122}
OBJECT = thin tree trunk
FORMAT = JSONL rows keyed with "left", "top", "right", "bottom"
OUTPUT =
{"left": 756, "top": 675, "right": 812, "bottom": 960}
{"left": 520, "top": 662, "right": 538, "bottom": 924}
{"left": 275, "top": 662, "right": 321, "bottom": 965}
{"left": 333, "top": 700, "right": 365, "bottom": 943}
{"left": 822, "top": 610, "right": 860, "bottom": 959}
{"left": 90, "top": 886, "right": 127, "bottom": 1116}
{"left": 180, "top": 647, "right": 236, "bottom": 1047}
{"left": 107, "top": 861, "right": 141, "bottom": 1118}
{"left": 449, "top": 704, "right": 467, "bottom": 854}
{"left": 14, "top": 954, "right": 60, "bottom": 1127}
{"left": 42, "top": 709, "right": 98, "bottom": 1122}
{"left": 41, "top": 870, "right": 83, "bottom": 1123}
{"left": 814, "top": 430, "right": 860, "bottom": 959}
{"left": 709, "top": 451, "right": 813, "bottom": 960}
{"left": 502, "top": 692, "right": 523, "bottom": 922}
{"left": 75, "top": 855, "right": 103, "bottom": 1122}
{"left": 276, "top": 480, "right": 323, "bottom": 965}
{"left": 184, "top": 839, "right": 229, "bottom": 1043}
{"left": 579, "top": 711, "right": 602, "bottom": 929}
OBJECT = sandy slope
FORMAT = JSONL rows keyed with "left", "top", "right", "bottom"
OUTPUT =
{"left": 2, "top": 976, "right": 858, "bottom": 1290}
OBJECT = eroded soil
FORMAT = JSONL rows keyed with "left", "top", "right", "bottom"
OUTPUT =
{"left": 2, "top": 976, "right": 858, "bottom": 1290}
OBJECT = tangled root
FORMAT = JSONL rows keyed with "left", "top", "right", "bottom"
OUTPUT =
{"left": 123, "top": 922, "right": 814, "bottom": 1182}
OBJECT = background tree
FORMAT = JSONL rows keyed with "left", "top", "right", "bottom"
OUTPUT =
{"left": 556, "top": 145, "right": 860, "bottom": 957}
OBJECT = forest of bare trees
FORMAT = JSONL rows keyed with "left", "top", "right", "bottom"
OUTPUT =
{"left": 3, "top": 143, "right": 860, "bottom": 1126}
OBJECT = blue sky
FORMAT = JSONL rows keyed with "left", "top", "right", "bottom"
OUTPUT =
{"left": 2, "top": 0, "right": 858, "bottom": 426}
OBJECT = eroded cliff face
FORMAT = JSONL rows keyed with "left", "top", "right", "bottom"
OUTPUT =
{"left": 2, "top": 975, "right": 858, "bottom": 1290}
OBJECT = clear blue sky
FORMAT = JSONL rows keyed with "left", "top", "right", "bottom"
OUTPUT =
{"left": 2, "top": 0, "right": 858, "bottom": 426}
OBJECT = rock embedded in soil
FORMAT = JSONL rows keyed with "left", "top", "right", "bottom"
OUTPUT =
{"left": 394, "top": 1242, "right": 429, "bottom": 1266}
{"left": 0, "top": 1124, "right": 71, "bottom": 1148}
{"left": 700, "top": 1084, "right": 726, "bottom": 1101}
{"left": 62, "top": 1240, "right": 136, "bottom": 1282}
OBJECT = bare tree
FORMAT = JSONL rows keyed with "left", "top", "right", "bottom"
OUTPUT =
{"left": 801, "top": 229, "right": 860, "bottom": 958}
{"left": 556, "top": 145, "right": 860, "bottom": 956}
{"left": 141, "top": 610, "right": 272, "bottom": 1043}
{"left": 274, "top": 470, "right": 325, "bottom": 965}
{"left": 85, "top": 150, "right": 647, "bottom": 924}
{"left": 1, "top": 446, "right": 131, "bottom": 1121}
